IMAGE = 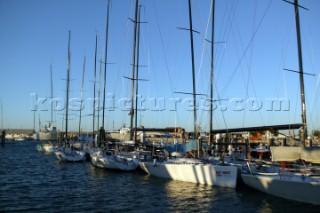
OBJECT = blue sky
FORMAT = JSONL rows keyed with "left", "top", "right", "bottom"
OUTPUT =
{"left": 1, "top": 0, "right": 320, "bottom": 134}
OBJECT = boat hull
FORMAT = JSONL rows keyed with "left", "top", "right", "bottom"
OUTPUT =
{"left": 54, "top": 149, "right": 87, "bottom": 162}
{"left": 42, "top": 144, "right": 55, "bottom": 154}
{"left": 241, "top": 173, "right": 320, "bottom": 205}
{"left": 90, "top": 152, "right": 139, "bottom": 171}
{"left": 39, "top": 132, "right": 57, "bottom": 141}
{"left": 139, "top": 160, "right": 238, "bottom": 188}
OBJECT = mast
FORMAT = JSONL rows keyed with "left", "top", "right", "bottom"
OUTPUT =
{"left": 209, "top": 0, "right": 215, "bottom": 145}
{"left": 130, "top": 0, "right": 139, "bottom": 140}
{"left": 1, "top": 99, "right": 3, "bottom": 130}
{"left": 39, "top": 115, "right": 41, "bottom": 133}
{"left": 33, "top": 108, "right": 36, "bottom": 132}
{"left": 294, "top": 0, "right": 307, "bottom": 146}
{"left": 93, "top": 34, "right": 98, "bottom": 138}
{"left": 187, "top": 0, "right": 198, "bottom": 145}
{"left": 65, "top": 31, "right": 71, "bottom": 142}
{"left": 134, "top": 5, "right": 142, "bottom": 144}
{"left": 102, "top": 0, "right": 111, "bottom": 131}
{"left": 50, "top": 65, "right": 54, "bottom": 125}
{"left": 79, "top": 56, "right": 86, "bottom": 137}
{"left": 97, "top": 59, "right": 103, "bottom": 133}
{"left": 284, "top": 0, "right": 308, "bottom": 146}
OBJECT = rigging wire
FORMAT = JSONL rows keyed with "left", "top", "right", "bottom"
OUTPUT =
{"left": 151, "top": 0, "right": 183, "bottom": 128}
{"left": 306, "top": 29, "right": 320, "bottom": 131}
{"left": 196, "top": 0, "right": 212, "bottom": 131}
{"left": 221, "top": 0, "right": 273, "bottom": 95}
{"left": 214, "top": 0, "right": 237, "bottom": 89}
{"left": 278, "top": 7, "right": 296, "bottom": 126}
{"left": 112, "top": 0, "right": 134, "bottom": 127}
{"left": 241, "top": 0, "right": 258, "bottom": 127}
{"left": 214, "top": 0, "right": 238, "bottom": 131}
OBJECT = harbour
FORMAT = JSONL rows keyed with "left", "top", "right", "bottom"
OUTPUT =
{"left": 1, "top": 0, "right": 320, "bottom": 211}
{"left": 1, "top": 140, "right": 319, "bottom": 212}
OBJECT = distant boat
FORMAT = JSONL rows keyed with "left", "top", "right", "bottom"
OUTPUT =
{"left": 1, "top": 130, "right": 15, "bottom": 145}
{"left": 139, "top": 0, "right": 238, "bottom": 188}
{"left": 39, "top": 65, "right": 57, "bottom": 142}
{"left": 36, "top": 141, "right": 57, "bottom": 154}
{"left": 14, "top": 137, "right": 25, "bottom": 141}
{"left": 39, "top": 123, "right": 57, "bottom": 141}
{"left": 250, "top": 144, "right": 271, "bottom": 160}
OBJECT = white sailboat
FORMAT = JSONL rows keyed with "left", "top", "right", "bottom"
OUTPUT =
{"left": 54, "top": 145, "right": 87, "bottom": 162}
{"left": 89, "top": 0, "right": 139, "bottom": 171}
{"left": 55, "top": 145, "right": 87, "bottom": 162}
{"left": 242, "top": 146, "right": 320, "bottom": 205}
{"left": 90, "top": 149, "right": 139, "bottom": 171}
{"left": 39, "top": 123, "right": 57, "bottom": 141}
{"left": 36, "top": 66, "right": 59, "bottom": 154}
{"left": 139, "top": 0, "right": 238, "bottom": 188}
{"left": 140, "top": 158, "right": 238, "bottom": 187}
{"left": 54, "top": 31, "right": 86, "bottom": 162}
{"left": 39, "top": 65, "right": 57, "bottom": 142}
{"left": 36, "top": 141, "right": 57, "bottom": 154}
{"left": 241, "top": 0, "right": 320, "bottom": 205}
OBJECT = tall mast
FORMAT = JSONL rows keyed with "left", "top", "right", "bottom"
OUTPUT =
{"left": 130, "top": 0, "right": 139, "bottom": 140}
{"left": 79, "top": 56, "right": 86, "bottom": 137}
{"left": 33, "top": 108, "right": 36, "bottom": 132}
{"left": 50, "top": 65, "right": 53, "bottom": 125}
{"left": 294, "top": 0, "right": 307, "bottom": 146}
{"left": 283, "top": 0, "right": 308, "bottom": 146}
{"left": 93, "top": 34, "right": 98, "bottom": 138}
{"left": 1, "top": 99, "right": 3, "bottom": 130}
{"left": 187, "top": 0, "right": 198, "bottom": 142}
{"left": 102, "top": 0, "right": 111, "bottom": 130}
{"left": 134, "top": 5, "right": 142, "bottom": 144}
{"left": 97, "top": 59, "right": 103, "bottom": 133}
{"left": 65, "top": 31, "right": 71, "bottom": 142}
{"left": 209, "top": 0, "right": 215, "bottom": 145}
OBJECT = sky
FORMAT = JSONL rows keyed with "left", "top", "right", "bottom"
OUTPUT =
{"left": 1, "top": 0, "right": 320, "bottom": 134}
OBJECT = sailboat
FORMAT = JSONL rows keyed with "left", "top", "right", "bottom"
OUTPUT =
{"left": 54, "top": 31, "right": 87, "bottom": 162}
{"left": 138, "top": 0, "right": 238, "bottom": 188}
{"left": 241, "top": 0, "right": 320, "bottom": 205}
{"left": 36, "top": 65, "right": 58, "bottom": 154}
{"left": 89, "top": 0, "right": 139, "bottom": 171}
{"left": 242, "top": 146, "right": 320, "bottom": 205}
{"left": 39, "top": 123, "right": 57, "bottom": 141}
{"left": 39, "top": 65, "right": 58, "bottom": 142}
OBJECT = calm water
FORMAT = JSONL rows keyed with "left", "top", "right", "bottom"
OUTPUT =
{"left": 0, "top": 141, "right": 318, "bottom": 213}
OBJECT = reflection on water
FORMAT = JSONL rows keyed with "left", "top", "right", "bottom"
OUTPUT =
{"left": 0, "top": 141, "right": 319, "bottom": 212}
{"left": 163, "top": 181, "right": 228, "bottom": 211}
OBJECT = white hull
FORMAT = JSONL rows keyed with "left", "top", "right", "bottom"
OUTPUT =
{"left": 39, "top": 123, "right": 57, "bottom": 141}
{"left": 139, "top": 159, "right": 238, "bottom": 188}
{"left": 42, "top": 144, "right": 55, "bottom": 153}
{"left": 241, "top": 173, "right": 320, "bottom": 205}
{"left": 90, "top": 151, "right": 139, "bottom": 171}
{"left": 39, "top": 132, "right": 57, "bottom": 141}
{"left": 54, "top": 148, "right": 87, "bottom": 162}
{"left": 36, "top": 143, "right": 56, "bottom": 154}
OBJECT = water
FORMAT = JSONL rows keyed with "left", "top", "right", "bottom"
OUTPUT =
{"left": 0, "top": 141, "right": 318, "bottom": 212}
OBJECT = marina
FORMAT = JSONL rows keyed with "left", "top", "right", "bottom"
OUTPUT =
{"left": 1, "top": 0, "right": 320, "bottom": 211}
{"left": 1, "top": 140, "right": 320, "bottom": 212}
